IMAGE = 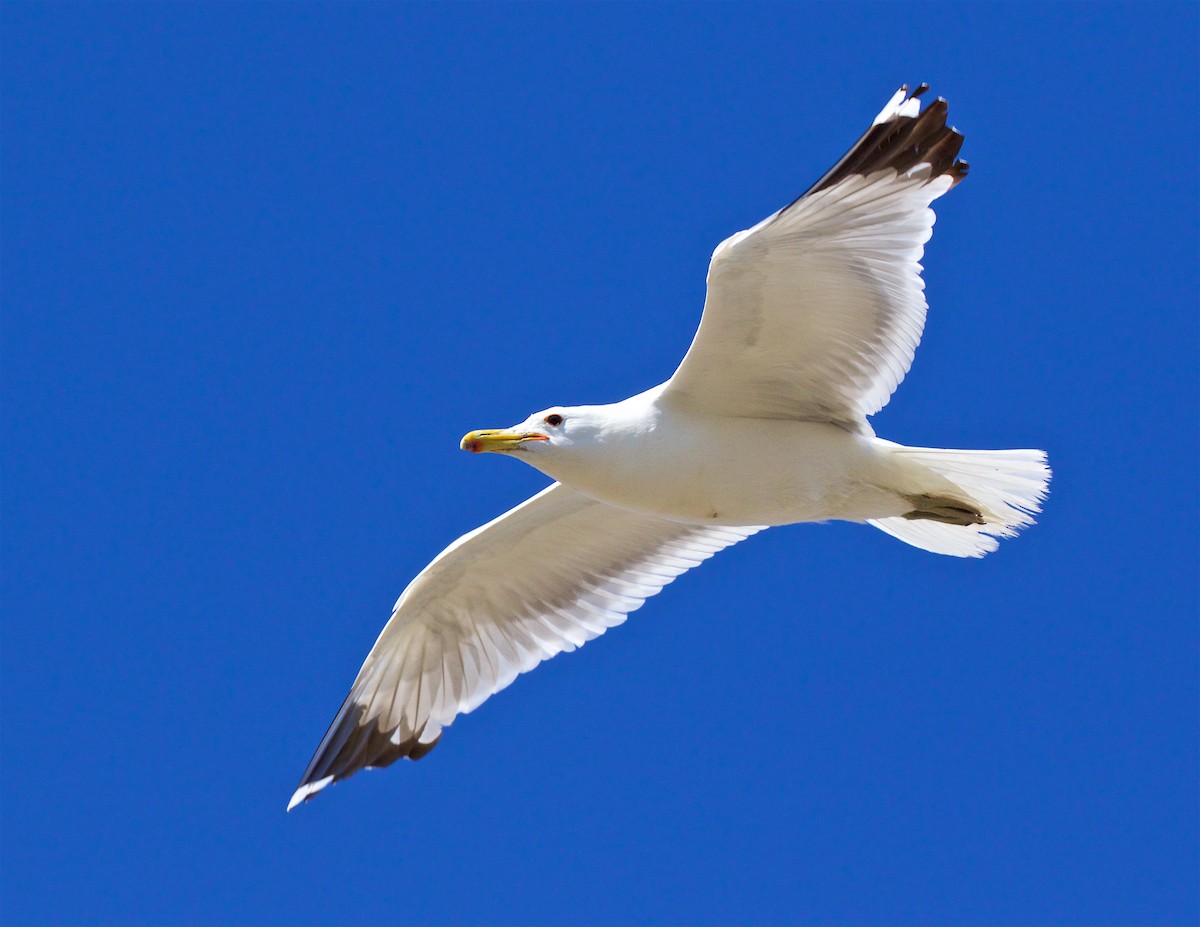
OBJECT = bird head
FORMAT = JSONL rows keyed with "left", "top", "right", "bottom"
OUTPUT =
{"left": 460, "top": 406, "right": 600, "bottom": 457}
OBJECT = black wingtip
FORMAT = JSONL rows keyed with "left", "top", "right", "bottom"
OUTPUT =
{"left": 290, "top": 697, "right": 445, "bottom": 810}
{"left": 797, "top": 83, "right": 970, "bottom": 199}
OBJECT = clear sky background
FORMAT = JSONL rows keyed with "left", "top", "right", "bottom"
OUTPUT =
{"left": 3, "top": 4, "right": 1197, "bottom": 926}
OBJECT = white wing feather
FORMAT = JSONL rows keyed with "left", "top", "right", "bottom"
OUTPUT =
{"left": 664, "top": 87, "right": 966, "bottom": 430}
{"left": 289, "top": 483, "right": 762, "bottom": 808}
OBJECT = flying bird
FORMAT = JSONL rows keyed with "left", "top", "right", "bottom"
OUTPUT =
{"left": 289, "top": 84, "right": 1050, "bottom": 810}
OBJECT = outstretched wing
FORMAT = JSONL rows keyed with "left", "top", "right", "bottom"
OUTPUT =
{"left": 289, "top": 483, "right": 763, "bottom": 809}
{"left": 663, "top": 84, "right": 968, "bottom": 432}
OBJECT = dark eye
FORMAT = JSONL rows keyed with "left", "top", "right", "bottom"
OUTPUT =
{"left": 544, "top": 414, "right": 564, "bottom": 427}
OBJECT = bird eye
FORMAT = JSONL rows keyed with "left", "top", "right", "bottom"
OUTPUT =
{"left": 544, "top": 414, "right": 564, "bottom": 426}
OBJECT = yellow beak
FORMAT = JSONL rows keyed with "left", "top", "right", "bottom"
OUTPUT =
{"left": 460, "top": 429, "right": 550, "bottom": 454}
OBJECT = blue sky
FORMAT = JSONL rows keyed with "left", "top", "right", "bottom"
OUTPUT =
{"left": 2, "top": 4, "right": 1197, "bottom": 925}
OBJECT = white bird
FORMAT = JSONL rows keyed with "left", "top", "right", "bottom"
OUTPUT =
{"left": 289, "top": 84, "right": 1050, "bottom": 810}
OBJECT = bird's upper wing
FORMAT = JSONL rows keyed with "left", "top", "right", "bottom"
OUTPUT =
{"left": 662, "top": 85, "right": 968, "bottom": 432}
{"left": 289, "top": 483, "right": 763, "bottom": 809}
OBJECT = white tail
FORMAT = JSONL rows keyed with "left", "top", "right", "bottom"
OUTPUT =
{"left": 871, "top": 445, "right": 1051, "bottom": 558}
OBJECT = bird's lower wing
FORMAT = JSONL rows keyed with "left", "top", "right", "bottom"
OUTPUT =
{"left": 663, "top": 85, "right": 968, "bottom": 431}
{"left": 289, "top": 483, "right": 763, "bottom": 809}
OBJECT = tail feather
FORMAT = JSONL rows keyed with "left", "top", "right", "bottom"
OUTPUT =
{"left": 871, "top": 446, "right": 1051, "bottom": 558}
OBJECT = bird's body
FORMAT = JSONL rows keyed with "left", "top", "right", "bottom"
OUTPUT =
{"left": 289, "top": 84, "right": 1051, "bottom": 810}
{"left": 505, "top": 386, "right": 913, "bottom": 527}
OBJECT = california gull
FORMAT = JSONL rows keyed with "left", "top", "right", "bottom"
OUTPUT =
{"left": 288, "top": 84, "right": 1051, "bottom": 810}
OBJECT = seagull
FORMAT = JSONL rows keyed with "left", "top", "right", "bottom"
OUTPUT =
{"left": 288, "top": 84, "right": 1050, "bottom": 810}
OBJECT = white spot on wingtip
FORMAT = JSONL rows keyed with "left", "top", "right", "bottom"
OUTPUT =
{"left": 871, "top": 86, "right": 909, "bottom": 126}
{"left": 286, "top": 775, "right": 335, "bottom": 812}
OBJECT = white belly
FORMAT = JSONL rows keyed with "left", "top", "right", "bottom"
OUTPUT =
{"left": 536, "top": 414, "right": 912, "bottom": 527}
